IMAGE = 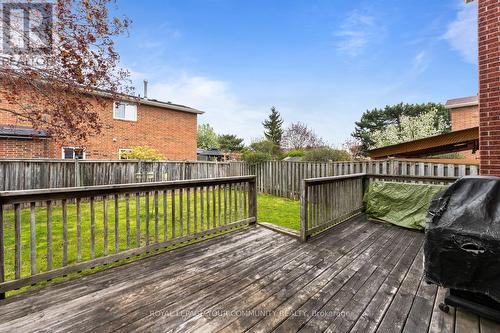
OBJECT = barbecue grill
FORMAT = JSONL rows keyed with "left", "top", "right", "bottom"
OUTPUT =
{"left": 424, "top": 176, "right": 500, "bottom": 321}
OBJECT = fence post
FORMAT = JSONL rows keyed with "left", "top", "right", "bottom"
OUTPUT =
{"left": 248, "top": 176, "right": 257, "bottom": 224}
{"left": 74, "top": 159, "right": 81, "bottom": 187}
{"left": 300, "top": 180, "right": 308, "bottom": 242}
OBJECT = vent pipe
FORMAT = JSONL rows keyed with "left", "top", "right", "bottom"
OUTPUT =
{"left": 143, "top": 80, "right": 148, "bottom": 99}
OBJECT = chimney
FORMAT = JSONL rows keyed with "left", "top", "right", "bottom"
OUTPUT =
{"left": 143, "top": 80, "right": 148, "bottom": 99}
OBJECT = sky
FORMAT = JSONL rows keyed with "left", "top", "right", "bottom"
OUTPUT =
{"left": 114, "top": 0, "right": 478, "bottom": 147}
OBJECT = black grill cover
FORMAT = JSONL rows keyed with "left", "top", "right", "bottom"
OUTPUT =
{"left": 424, "top": 176, "right": 500, "bottom": 302}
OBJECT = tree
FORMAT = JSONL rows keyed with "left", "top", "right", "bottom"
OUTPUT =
{"left": 242, "top": 138, "right": 280, "bottom": 165}
{"left": 352, "top": 103, "right": 450, "bottom": 155}
{"left": 302, "top": 147, "right": 351, "bottom": 162}
{"left": 281, "top": 122, "right": 325, "bottom": 150}
{"left": 343, "top": 138, "right": 363, "bottom": 160}
{"left": 371, "top": 107, "right": 449, "bottom": 148}
{"left": 0, "top": 0, "right": 131, "bottom": 141}
{"left": 262, "top": 106, "right": 284, "bottom": 146}
{"left": 197, "top": 124, "right": 219, "bottom": 149}
{"left": 218, "top": 134, "right": 245, "bottom": 152}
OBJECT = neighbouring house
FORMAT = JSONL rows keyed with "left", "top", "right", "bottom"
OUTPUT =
{"left": 197, "top": 148, "right": 224, "bottom": 161}
{"left": 368, "top": 95, "right": 480, "bottom": 162}
{"left": 0, "top": 85, "right": 203, "bottom": 160}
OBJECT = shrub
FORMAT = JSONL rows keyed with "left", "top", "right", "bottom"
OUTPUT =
{"left": 302, "top": 147, "right": 351, "bottom": 162}
{"left": 120, "top": 146, "right": 165, "bottom": 160}
{"left": 243, "top": 151, "right": 272, "bottom": 166}
{"left": 286, "top": 149, "right": 305, "bottom": 158}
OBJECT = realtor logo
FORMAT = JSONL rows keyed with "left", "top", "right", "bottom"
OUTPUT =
{"left": 1, "top": 1, "right": 53, "bottom": 55}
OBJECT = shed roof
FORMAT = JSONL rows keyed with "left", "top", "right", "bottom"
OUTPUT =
{"left": 0, "top": 126, "right": 49, "bottom": 139}
{"left": 368, "top": 127, "right": 479, "bottom": 159}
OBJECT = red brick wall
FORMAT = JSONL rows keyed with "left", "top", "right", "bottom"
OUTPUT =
{"left": 478, "top": 0, "right": 500, "bottom": 175}
{"left": 450, "top": 105, "right": 480, "bottom": 131}
{"left": 0, "top": 95, "right": 198, "bottom": 160}
{"left": 450, "top": 105, "right": 480, "bottom": 160}
{"left": 0, "top": 138, "right": 55, "bottom": 158}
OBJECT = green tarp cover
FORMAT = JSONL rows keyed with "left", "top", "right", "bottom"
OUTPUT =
{"left": 363, "top": 181, "right": 448, "bottom": 230}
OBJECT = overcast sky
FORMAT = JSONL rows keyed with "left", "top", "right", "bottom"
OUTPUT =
{"left": 115, "top": 0, "right": 478, "bottom": 147}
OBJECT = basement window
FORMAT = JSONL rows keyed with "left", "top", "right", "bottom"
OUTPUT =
{"left": 118, "top": 148, "right": 133, "bottom": 159}
{"left": 62, "top": 147, "right": 85, "bottom": 159}
{"left": 114, "top": 101, "right": 137, "bottom": 121}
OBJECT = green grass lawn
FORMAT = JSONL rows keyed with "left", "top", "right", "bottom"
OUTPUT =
{"left": 1, "top": 192, "right": 299, "bottom": 296}
{"left": 257, "top": 193, "right": 300, "bottom": 231}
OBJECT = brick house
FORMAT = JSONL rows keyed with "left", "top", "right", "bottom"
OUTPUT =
{"left": 0, "top": 90, "right": 203, "bottom": 160}
{"left": 445, "top": 95, "right": 479, "bottom": 159}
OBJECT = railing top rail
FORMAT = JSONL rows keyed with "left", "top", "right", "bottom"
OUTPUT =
{"left": 303, "top": 173, "right": 459, "bottom": 187}
{"left": 303, "top": 173, "right": 366, "bottom": 185}
{"left": 366, "top": 173, "right": 458, "bottom": 183}
{"left": 0, "top": 175, "right": 256, "bottom": 204}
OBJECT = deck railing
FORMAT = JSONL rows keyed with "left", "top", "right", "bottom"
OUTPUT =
{"left": 0, "top": 176, "right": 257, "bottom": 298}
{"left": 300, "top": 174, "right": 365, "bottom": 241}
{"left": 300, "top": 173, "right": 458, "bottom": 241}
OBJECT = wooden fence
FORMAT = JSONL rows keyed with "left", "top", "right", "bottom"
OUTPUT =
{"left": 300, "top": 174, "right": 458, "bottom": 241}
{"left": 0, "top": 159, "right": 476, "bottom": 198}
{"left": 0, "top": 159, "right": 251, "bottom": 191}
{"left": 254, "top": 160, "right": 478, "bottom": 199}
{"left": 0, "top": 175, "right": 257, "bottom": 298}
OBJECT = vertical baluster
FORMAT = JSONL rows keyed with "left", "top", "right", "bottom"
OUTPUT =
{"left": 14, "top": 203, "right": 21, "bottom": 279}
{"left": 154, "top": 191, "right": 159, "bottom": 243}
{"left": 29, "top": 202, "right": 36, "bottom": 275}
{"left": 135, "top": 192, "right": 141, "bottom": 247}
{"left": 114, "top": 194, "right": 119, "bottom": 253}
{"left": 212, "top": 185, "right": 216, "bottom": 228}
{"left": 200, "top": 187, "right": 204, "bottom": 231}
{"left": 234, "top": 183, "right": 238, "bottom": 221}
{"left": 228, "top": 184, "right": 232, "bottom": 223}
{"left": 76, "top": 198, "right": 81, "bottom": 262}
{"left": 62, "top": 199, "right": 68, "bottom": 266}
{"left": 217, "top": 185, "right": 221, "bottom": 227}
{"left": 163, "top": 190, "right": 167, "bottom": 241}
{"left": 90, "top": 197, "right": 95, "bottom": 259}
{"left": 171, "top": 189, "right": 176, "bottom": 238}
{"left": 187, "top": 188, "right": 191, "bottom": 235}
{"left": 179, "top": 188, "right": 184, "bottom": 237}
{"left": 0, "top": 205, "right": 4, "bottom": 299}
{"left": 244, "top": 182, "right": 248, "bottom": 218}
{"left": 194, "top": 187, "right": 198, "bottom": 234}
{"left": 206, "top": 186, "right": 210, "bottom": 229}
{"left": 125, "top": 194, "right": 130, "bottom": 249}
{"left": 103, "top": 196, "right": 108, "bottom": 256}
{"left": 224, "top": 184, "right": 228, "bottom": 225}
{"left": 144, "top": 192, "right": 150, "bottom": 246}
{"left": 239, "top": 183, "right": 243, "bottom": 220}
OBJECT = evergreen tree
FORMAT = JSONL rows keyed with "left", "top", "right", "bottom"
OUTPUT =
{"left": 218, "top": 134, "right": 245, "bottom": 152}
{"left": 263, "top": 106, "right": 284, "bottom": 146}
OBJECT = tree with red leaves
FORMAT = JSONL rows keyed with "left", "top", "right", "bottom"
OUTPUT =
{"left": 0, "top": 0, "right": 132, "bottom": 141}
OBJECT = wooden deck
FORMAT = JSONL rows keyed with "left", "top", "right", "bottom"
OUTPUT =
{"left": 0, "top": 215, "right": 499, "bottom": 333}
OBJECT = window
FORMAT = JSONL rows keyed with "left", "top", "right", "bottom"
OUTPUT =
{"left": 118, "top": 148, "right": 132, "bottom": 159}
{"left": 114, "top": 101, "right": 137, "bottom": 121}
{"left": 62, "top": 147, "right": 85, "bottom": 159}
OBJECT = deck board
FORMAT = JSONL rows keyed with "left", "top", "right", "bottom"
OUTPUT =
{"left": 0, "top": 216, "right": 499, "bottom": 333}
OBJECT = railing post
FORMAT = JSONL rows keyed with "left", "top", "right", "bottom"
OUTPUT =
{"left": 248, "top": 176, "right": 257, "bottom": 224}
{"left": 300, "top": 180, "right": 308, "bottom": 242}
